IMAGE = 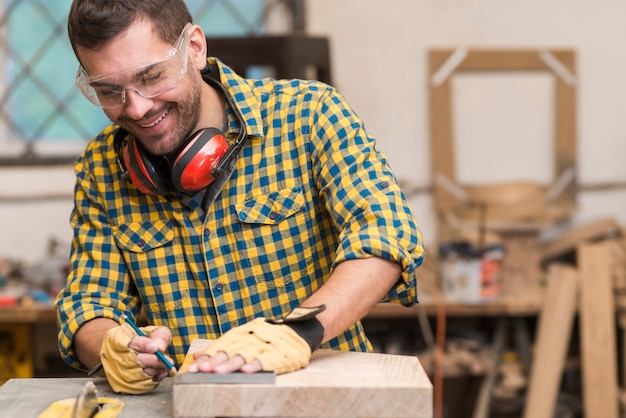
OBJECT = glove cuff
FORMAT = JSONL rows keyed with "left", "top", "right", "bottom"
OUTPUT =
{"left": 284, "top": 316, "right": 324, "bottom": 352}
{"left": 268, "top": 305, "right": 326, "bottom": 352}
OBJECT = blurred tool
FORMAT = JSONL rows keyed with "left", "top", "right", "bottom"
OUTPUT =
{"left": 71, "top": 381, "right": 100, "bottom": 418}
{"left": 37, "top": 380, "right": 124, "bottom": 418}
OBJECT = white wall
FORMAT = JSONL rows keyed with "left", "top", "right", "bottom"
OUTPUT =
{"left": 2, "top": 0, "right": 626, "bottom": 262}
{"left": 307, "top": 0, "right": 626, "bottom": 244}
{"left": 0, "top": 167, "right": 74, "bottom": 263}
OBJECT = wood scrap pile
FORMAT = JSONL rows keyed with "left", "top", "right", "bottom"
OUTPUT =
{"left": 420, "top": 216, "right": 626, "bottom": 418}
{"left": 433, "top": 178, "right": 578, "bottom": 307}
{"left": 417, "top": 336, "right": 494, "bottom": 378}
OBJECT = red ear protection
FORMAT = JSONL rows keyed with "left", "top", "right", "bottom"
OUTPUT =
{"left": 123, "top": 136, "right": 171, "bottom": 195}
{"left": 114, "top": 64, "right": 248, "bottom": 195}
{"left": 119, "top": 127, "right": 229, "bottom": 195}
{"left": 171, "top": 128, "right": 229, "bottom": 192}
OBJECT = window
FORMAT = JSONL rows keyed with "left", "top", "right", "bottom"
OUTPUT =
{"left": 0, "top": 0, "right": 290, "bottom": 164}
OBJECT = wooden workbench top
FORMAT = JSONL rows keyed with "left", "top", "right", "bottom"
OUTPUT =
{"left": 0, "top": 303, "right": 56, "bottom": 323}
{"left": 0, "top": 377, "right": 174, "bottom": 417}
{"left": 0, "top": 291, "right": 545, "bottom": 327}
{"left": 370, "top": 290, "right": 545, "bottom": 318}
{"left": 2, "top": 353, "right": 433, "bottom": 418}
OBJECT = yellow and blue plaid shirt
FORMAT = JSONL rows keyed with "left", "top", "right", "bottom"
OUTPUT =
{"left": 55, "top": 58, "right": 424, "bottom": 370}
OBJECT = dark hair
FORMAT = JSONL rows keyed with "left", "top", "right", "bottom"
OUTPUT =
{"left": 68, "top": 0, "right": 193, "bottom": 57}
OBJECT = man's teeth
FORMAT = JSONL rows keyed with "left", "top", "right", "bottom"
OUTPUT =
{"left": 140, "top": 110, "right": 169, "bottom": 128}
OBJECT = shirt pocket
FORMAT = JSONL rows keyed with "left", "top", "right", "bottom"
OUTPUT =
{"left": 235, "top": 187, "right": 312, "bottom": 287}
{"left": 113, "top": 220, "right": 191, "bottom": 313}
{"left": 236, "top": 188, "right": 305, "bottom": 224}
{"left": 114, "top": 220, "right": 174, "bottom": 252}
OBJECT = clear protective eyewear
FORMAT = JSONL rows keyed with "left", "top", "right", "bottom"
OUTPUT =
{"left": 76, "top": 23, "right": 193, "bottom": 108}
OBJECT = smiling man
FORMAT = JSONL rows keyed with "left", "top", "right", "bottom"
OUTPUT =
{"left": 55, "top": 0, "right": 425, "bottom": 395}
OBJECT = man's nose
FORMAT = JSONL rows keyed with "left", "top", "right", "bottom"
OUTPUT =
{"left": 122, "top": 89, "right": 154, "bottom": 119}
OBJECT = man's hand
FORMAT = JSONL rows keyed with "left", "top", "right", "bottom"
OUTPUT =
{"left": 100, "top": 323, "right": 174, "bottom": 394}
{"left": 188, "top": 317, "right": 315, "bottom": 375}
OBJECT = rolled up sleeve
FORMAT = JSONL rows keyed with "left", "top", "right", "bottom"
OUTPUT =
{"left": 310, "top": 89, "right": 425, "bottom": 306}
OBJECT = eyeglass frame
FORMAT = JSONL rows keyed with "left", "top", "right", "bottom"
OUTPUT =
{"left": 75, "top": 22, "right": 193, "bottom": 108}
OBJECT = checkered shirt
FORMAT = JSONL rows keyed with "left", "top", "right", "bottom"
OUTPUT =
{"left": 55, "top": 58, "right": 425, "bottom": 370}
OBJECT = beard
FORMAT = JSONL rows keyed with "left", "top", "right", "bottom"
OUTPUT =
{"left": 115, "top": 73, "right": 203, "bottom": 157}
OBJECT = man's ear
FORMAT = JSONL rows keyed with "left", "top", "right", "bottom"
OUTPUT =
{"left": 188, "top": 24, "right": 208, "bottom": 70}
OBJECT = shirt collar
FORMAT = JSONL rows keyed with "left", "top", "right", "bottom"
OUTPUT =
{"left": 208, "top": 57, "right": 265, "bottom": 140}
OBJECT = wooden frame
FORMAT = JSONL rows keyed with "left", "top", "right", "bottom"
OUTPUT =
{"left": 429, "top": 49, "right": 577, "bottom": 238}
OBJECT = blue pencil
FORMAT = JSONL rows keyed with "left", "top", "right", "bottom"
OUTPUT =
{"left": 122, "top": 314, "right": 176, "bottom": 372}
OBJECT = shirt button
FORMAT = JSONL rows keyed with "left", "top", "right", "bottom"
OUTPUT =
{"left": 379, "top": 181, "right": 390, "bottom": 189}
{"left": 215, "top": 283, "right": 224, "bottom": 292}
{"left": 204, "top": 229, "right": 211, "bottom": 238}
{"left": 269, "top": 211, "right": 278, "bottom": 220}
{"left": 136, "top": 238, "right": 146, "bottom": 247}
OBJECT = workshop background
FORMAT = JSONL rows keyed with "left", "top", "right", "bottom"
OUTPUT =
{"left": 1, "top": 1, "right": 626, "bottom": 417}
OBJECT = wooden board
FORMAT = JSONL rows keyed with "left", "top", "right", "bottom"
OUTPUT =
{"left": 523, "top": 264, "right": 578, "bottom": 418}
{"left": 0, "top": 303, "right": 57, "bottom": 323}
{"left": 501, "top": 232, "right": 544, "bottom": 294}
{"left": 541, "top": 217, "right": 621, "bottom": 262}
{"left": 173, "top": 339, "right": 433, "bottom": 418}
{"left": 578, "top": 241, "right": 619, "bottom": 418}
{"left": 368, "top": 295, "right": 544, "bottom": 318}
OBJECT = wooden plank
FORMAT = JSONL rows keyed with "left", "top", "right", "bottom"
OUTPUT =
{"left": 367, "top": 293, "right": 544, "bottom": 318}
{"left": 459, "top": 49, "right": 548, "bottom": 70}
{"left": 429, "top": 52, "right": 457, "bottom": 216}
{"left": 578, "top": 241, "right": 619, "bottom": 418}
{"left": 472, "top": 318, "right": 507, "bottom": 418}
{"left": 541, "top": 218, "right": 621, "bottom": 262}
{"left": 553, "top": 52, "right": 577, "bottom": 206}
{"left": 610, "top": 238, "right": 626, "bottom": 292}
{"left": 523, "top": 264, "right": 578, "bottom": 418}
{"left": 174, "top": 340, "right": 433, "bottom": 418}
{"left": 0, "top": 304, "right": 57, "bottom": 323}
{"left": 621, "top": 311, "right": 626, "bottom": 411}
{"left": 613, "top": 240, "right": 626, "bottom": 412}
{"left": 429, "top": 49, "right": 575, "bottom": 71}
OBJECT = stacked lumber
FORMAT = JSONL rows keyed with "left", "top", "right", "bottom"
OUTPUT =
{"left": 523, "top": 218, "right": 624, "bottom": 418}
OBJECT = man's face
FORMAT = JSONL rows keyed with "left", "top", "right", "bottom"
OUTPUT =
{"left": 77, "top": 20, "right": 203, "bottom": 156}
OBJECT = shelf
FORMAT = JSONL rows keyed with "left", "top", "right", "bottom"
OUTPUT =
{"left": 369, "top": 290, "right": 545, "bottom": 318}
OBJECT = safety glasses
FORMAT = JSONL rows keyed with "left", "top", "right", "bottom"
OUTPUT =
{"left": 76, "top": 23, "right": 192, "bottom": 108}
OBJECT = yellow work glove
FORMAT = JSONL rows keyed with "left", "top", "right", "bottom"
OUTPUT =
{"left": 100, "top": 323, "right": 160, "bottom": 395}
{"left": 201, "top": 305, "right": 326, "bottom": 375}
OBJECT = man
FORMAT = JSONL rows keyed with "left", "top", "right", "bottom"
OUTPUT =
{"left": 55, "top": 0, "right": 424, "bottom": 394}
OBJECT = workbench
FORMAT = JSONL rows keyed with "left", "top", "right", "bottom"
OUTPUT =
{"left": 0, "top": 303, "right": 56, "bottom": 323}
{"left": 0, "top": 290, "right": 544, "bottom": 326}
{"left": 0, "top": 303, "right": 58, "bottom": 381}
{"left": 0, "top": 293, "right": 544, "bottom": 381}
{"left": 0, "top": 377, "right": 173, "bottom": 417}
{"left": 1, "top": 355, "right": 433, "bottom": 418}
{"left": 0, "top": 297, "right": 542, "bottom": 418}
{"left": 370, "top": 291, "right": 543, "bottom": 318}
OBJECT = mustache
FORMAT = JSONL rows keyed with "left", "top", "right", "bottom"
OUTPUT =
{"left": 117, "top": 108, "right": 166, "bottom": 126}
